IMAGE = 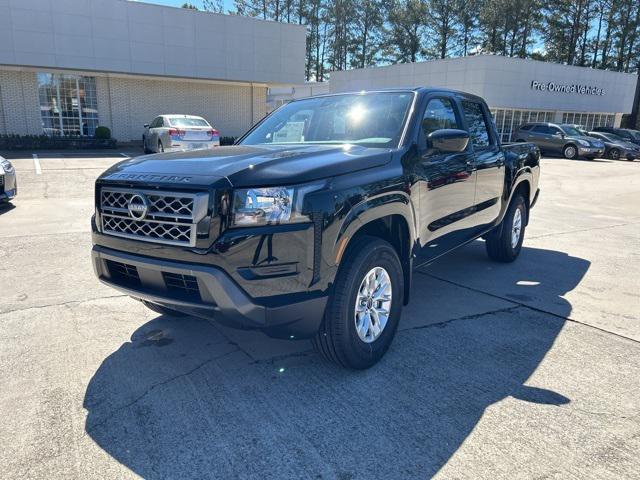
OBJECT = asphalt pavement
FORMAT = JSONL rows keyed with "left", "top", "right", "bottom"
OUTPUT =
{"left": 0, "top": 151, "right": 639, "bottom": 479}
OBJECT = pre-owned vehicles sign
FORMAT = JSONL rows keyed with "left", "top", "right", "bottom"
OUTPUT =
{"left": 530, "top": 80, "right": 605, "bottom": 96}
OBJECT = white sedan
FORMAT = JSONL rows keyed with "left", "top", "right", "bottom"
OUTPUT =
{"left": 142, "top": 115, "right": 220, "bottom": 153}
{"left": 0, "top": 157, "right": 17, "bottom": 203}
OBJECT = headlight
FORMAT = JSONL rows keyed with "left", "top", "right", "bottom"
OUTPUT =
{"left": 231, "top": 183, "right": 322, "bottom": 227}
{"left": 577, "top": 139, "right": 590, "bottom": 147}
{"left": 0, "top": 159, "right": 13, "bottom": 172}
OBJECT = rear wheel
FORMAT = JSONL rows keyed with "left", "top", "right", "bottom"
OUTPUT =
{"left": 609, "top": 148, "right": 620, "bottom": 160}
{"left": 563, "top": 144, "right": 578, "bottom": 159}
{"left": 312, "top": 236, "right": 403, "bottom": 369}
{"left": 142, "top": 300, "right": 189, "bottom": 317}
{"left": 485, "top": 194, "right": 527, "bottom": 263}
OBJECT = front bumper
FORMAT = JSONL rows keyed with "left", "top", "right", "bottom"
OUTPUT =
{"left": 578, "top": 146, "right": 605, "bottom": 157}
{"left": 92, "top": 245, "right": 327, "bottom": 339}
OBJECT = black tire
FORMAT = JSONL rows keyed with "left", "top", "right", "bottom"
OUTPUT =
{"left": 485, "top": 194, "right": 527, "bottom": 263}
{"left": 563, "top": 144, "right": 578, "bottom": 159}
{"left": 142, "top": 136, "right": 151, "bottom": 154}
{"left": 142, "top": 300, "right": 189, "bottom": 317}
{"left": 312, "top": 235, "right": 404, "bottom": 369}
{"left": 158, "top": 140, "right": 164, "bottom": 153}
{"left": 609, "top": 148, "right": 620, "bottom": 160}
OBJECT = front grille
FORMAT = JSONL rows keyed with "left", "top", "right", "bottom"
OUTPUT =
{"left": 162, "top": 272, "right": 201, "bottom": 301}
{"left": 106, "top": 260, "right": 141, "bottom": 288}
{"left": 103, "top": 216, "right": 192, "bottom": 243}
{"left": 99, "top": 187, "right": 208, "bottom": 246}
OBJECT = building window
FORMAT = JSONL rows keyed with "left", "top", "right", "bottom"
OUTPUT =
{"left": 561, "top": 111, "right": 614, "bottom": 131}
{"left": 490, "top": 109, "right": 554, "bottom": 143}
{"left": 37, "top": 73, "right": 99, "bottom": 136}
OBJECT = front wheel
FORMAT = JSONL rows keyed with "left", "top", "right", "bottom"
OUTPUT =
{"left": 485, "top": 194, "right": 527, "bottom": 263}
{"left": 563, "top": 144, "right": 578, "bottom": 159}
{"left": 609, "top": 148, "right": 620, "bottom": 160}
{"left": 142, "top": 136, "right": 151, "bottom": 154}
{"left": 312, "top": 236, "right": 404, "bottom": 369}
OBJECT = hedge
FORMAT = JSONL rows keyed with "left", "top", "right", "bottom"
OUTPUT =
{"left": 0, "top": 134, "right": 117, "bottom": 150}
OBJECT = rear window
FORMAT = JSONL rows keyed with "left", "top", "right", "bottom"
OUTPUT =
{"left": 169, "top": 117, "right": 210, "bottom": 127}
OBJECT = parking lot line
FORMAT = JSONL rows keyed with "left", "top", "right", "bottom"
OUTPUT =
{"left": 32, "top": 153, "right": 41, "bottom": 174}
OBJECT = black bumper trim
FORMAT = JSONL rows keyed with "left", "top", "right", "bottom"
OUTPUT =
{"left": 92, "top": 245, "right": 327, "bottom": 338}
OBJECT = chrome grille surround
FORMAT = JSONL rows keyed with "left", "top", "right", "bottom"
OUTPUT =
{"left": 100, "top": 187, "right": 208, "bottom": 246}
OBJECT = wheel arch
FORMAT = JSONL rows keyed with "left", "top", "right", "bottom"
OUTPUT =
{"left": 333, "top": 194, "right": 416, "bottom": 305}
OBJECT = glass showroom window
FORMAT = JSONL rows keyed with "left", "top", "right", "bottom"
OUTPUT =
{"left": 37, "top": 73, "right": 99, "bottom": 136}
{"left": 490, "top": 109, "right": 555, "bottom": 142}
{"left": 561, "top": 112, "right": 615, "bottom": 130}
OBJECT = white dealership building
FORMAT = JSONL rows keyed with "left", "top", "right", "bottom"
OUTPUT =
{"left": 329, "top": 55, "right": 639, "bottom": 142}
{"left": 0, "top": 0, "right": 305, "bottom": 141}
{"left": 0, "top": 0, "right": 637, "bottom": 143}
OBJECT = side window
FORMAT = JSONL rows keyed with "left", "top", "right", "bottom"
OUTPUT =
{"left": 461, "top": 101, "right": 492, "bottom": 148}
{"left": 532, "top": 125, "right": 550, "bottom": 134}
{"left": 549, "top": 127, "right": 562, "bottom": 135}
{"left": 520, "top": 124, "right": 532, "bottom": 131}
{"left": 151, "top": 117, "right": 162, "bottom": 128}
{"left": 421, "top": 98, "right": 460, "bottom": 139}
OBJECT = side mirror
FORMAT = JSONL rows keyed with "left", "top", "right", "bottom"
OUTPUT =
{"left": 427, "top": 129, "right": 469, "bottom": 153}
{"left": 143, "top": 124, "right": 149, "bottom": 129}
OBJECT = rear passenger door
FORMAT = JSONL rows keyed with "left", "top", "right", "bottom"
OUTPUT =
{"left": 530, "top": 125, "right": 554, "bottom": 152}
{"left": 461, "top": 100, "right": 505, "bottom": 226}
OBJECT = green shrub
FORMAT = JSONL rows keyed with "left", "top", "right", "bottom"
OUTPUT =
{"left": 0, "top": 134, "right": 117, "bottom": 150}
{"left": 220, "top": 136, "right": 236, "bottom": 146}
{"left": 94, "top": 126, "right": 111, "bottom": 139}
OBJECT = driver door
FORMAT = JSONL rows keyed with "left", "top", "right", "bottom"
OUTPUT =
{"left": 413, "top": 96, "right": 477, "bottom": 263}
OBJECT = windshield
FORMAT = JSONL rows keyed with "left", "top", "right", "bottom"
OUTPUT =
{"left": 561, "top": 126, "right": 583, "bottom": 136}
{"left": 602, "top": 133, "right": 624, "bottom": 142}
{"left": 169, "top": 117, "right": 210, "bottom": 127}
{"left": 624, "top": 130, "right": 640, "bottom": 140}
{"left": 240, "top": 92, "right": 414, "bottom": 148}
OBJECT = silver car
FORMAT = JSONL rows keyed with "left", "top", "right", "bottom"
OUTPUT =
{"left": 142, "top": 115, "right": 220, "bottom": 153}
{"left": 0, "top": 157, "right": 17, "bottom": 203}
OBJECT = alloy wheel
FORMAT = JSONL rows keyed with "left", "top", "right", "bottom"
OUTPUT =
{"left": 354, "top": 267, "right": 392, "bottom": 343}
{"left": 511, "top": 207, "right": 523, "bottom": 248}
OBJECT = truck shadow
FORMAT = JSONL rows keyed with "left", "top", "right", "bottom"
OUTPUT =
{"left": 83, "top": 244, "right": 589, "bottom": 479}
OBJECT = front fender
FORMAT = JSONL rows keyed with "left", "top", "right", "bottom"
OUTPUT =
{"left": 332, "top": 190, "right": 417, "bottom": 266}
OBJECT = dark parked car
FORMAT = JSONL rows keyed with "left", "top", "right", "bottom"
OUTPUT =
{"left": 592, "top": 127, "right": 640, "bottom": 147}
{"left": 92, "top": 88, "right": 540, "bottom": 369}
{"left": 588, "top": 131, "right": 640, "bottom": 161}
{"left": 513, "top": 122, "right": 605, "bottom": 159}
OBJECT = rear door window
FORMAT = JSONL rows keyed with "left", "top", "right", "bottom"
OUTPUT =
{"left": 461, "top": 100, "right": 492, "bottom": 148}
{"left": 532, "top": 125, "right": 550, "bottom": 134}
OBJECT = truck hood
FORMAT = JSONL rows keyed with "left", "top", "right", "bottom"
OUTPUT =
{"left": 99, "top": 144, "right": 394, "bottom": 188}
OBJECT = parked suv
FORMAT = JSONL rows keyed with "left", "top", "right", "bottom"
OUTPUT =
{"left": 93, "top": 88, "right": 540, "bottom": 369}
{"left": 514, "top": 122, "right": 605, "bottom": 159}
{"left": 592, "top": 127, "right": 640, "bottom": 147}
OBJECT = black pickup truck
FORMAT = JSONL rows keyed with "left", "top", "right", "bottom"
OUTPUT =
{"left": 92, "top": 88, "right": 540, "bottom": 369}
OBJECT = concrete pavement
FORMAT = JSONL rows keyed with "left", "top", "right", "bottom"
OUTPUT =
{"left": 0, "top": 153, "right": 639, "bottom": 479}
